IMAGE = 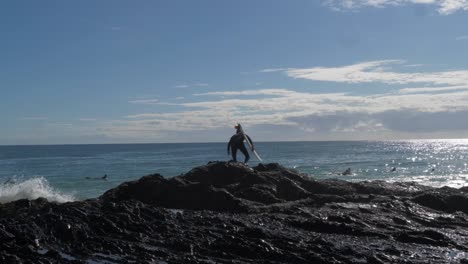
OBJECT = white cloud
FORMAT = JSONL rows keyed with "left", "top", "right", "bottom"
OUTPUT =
{"left": 20, "top": 117, "right": 48, "bottom": 121}
{"left": 105, "top": 85, "right": 468, "bottom": 139}
{"left": 438, "top": 0, "right": 468, "bottom": 14}
{"left": 332, "top": 120, "right": 385, "bottom": 133}
{"left": 174, "top": 83, "right": 209, "bottom": 88}
{"left": 259, "top": 68, "right": 289, "bottom": 73}
{"left": 45, "top": 122, "right": 73, "bottom": 128}
{"left": 128, "top": 98, "right": 160, "bottom": 104}
{"left": 194, "top": 89, "right": 295, "bottom": 97}
{"left": 404, "top": 64, "right": 424, "bottom": 67}
{"left": 398, "top": 85, "right": 468, "bottom": 93}
{"left": 191, "top": 88, "right": 468, "bottom": 115}
{"left": 284, "top": 60, "right": 468, "bottom": 86}
{"left": 324, "top": 0, "right": 468, "bottom": 15}
{"left": 456, "top": 35, "right": 468, "bottom": 40}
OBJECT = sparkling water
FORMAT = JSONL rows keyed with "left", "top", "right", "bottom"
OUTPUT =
{"left": 1, "top": 139, "right": 468, "bottom": 202}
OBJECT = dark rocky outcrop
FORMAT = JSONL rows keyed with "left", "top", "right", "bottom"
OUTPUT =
{"left": 1, "top": 161, "right": 468, "bottom": 263}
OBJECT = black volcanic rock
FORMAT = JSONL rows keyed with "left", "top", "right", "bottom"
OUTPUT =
{"left": 412, "top": 191, "right": 468, "bottom": 214}
{"left": 1, "top": 161, "right": 468, "bottom": 263}
{"left": 101, "top": 161, "right": 316, "bottom": 209}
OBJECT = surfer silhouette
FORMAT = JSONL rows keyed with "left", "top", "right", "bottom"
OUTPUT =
{"left": 227, "top": 124, "right": 255, "bottom": 163}
{"left": 85, "top": 174, "right": 108, "bottom": 180}
{"left": 342, "top": 168, "right": 352, "bottom": 176}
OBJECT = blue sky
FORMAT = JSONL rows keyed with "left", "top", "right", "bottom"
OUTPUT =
{"left": 2, "top": 0, "right": 468, "bottom": 144}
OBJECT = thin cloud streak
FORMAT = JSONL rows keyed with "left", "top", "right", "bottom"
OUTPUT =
{"left": 174, "top": 83, "right": 209, "bottom": 88}
{"left": 128, "top": 98, "right": 160, "bottom": 104}
{"left": 404, "top": 64, "right": 424, "bottom": 67}
{"left": 284, "top": 60, "right": 468, "bottom": 86}
{"left": 20, "top": 117, "right": 48, "bottom": 121}
{"left": 194, "top": 89, "right": 294, "bottom": 96}
{"left": 323, "top": 0, "right": 468, "bottom": 15}
{"left": 456, "top": 35, "right": 468, "bottom": 40}
{"left": 398, "top": 85, "right": 468, "bottom": 94}
{"left": 259, "top": 68, "right": 289, "bottom": 73}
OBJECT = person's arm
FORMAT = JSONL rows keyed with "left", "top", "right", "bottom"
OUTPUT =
{"left": 246, "top": 135, "right": 254, "bottom": 150}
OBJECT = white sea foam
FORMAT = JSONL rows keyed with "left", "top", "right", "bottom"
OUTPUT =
{"left": 386, "top": 174, "right": 468, "bottom": 189}
{"left": 0, "top": 177, "right": 75, "bottom": 203}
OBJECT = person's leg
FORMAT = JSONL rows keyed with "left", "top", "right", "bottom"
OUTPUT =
{"left": 231, "top": 146, "right": 238, "bottom": 162}
{"left": 239, "top": 144, "right": 250, "bottom": 163}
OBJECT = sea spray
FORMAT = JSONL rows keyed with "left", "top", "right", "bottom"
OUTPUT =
{"left": 0, "top": 177, "right": 75, "bottom": 203}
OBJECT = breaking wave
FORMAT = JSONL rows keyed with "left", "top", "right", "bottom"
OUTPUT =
{"left": 0, "top": 177, "right": 75, "bottom": 204}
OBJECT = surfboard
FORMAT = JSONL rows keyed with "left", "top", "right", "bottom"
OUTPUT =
{"left": 237, "top": 123, "right": 263, "bottom": 162}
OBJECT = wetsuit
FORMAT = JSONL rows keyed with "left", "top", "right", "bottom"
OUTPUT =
{"left": 227, "top": 131, "right": 254, "bottom": 163}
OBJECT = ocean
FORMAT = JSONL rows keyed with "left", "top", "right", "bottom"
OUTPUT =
{"left": 1, "top": 139, "right": 468, "bottom": 203}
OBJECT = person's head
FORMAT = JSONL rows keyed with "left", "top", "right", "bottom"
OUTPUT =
{"left": 234, "top": 123, "right": 240, "bottom": 132}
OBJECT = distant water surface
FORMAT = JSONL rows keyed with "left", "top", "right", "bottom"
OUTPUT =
{"left": 1, "top": 140, "right": 468, "bottom": 202}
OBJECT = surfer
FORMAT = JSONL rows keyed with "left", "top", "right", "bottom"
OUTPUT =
{"left": 85, "top": 174, "right": 108, "bottom": 180}
{"left": 342, "top": 168, "right": 352, "bottom": 176}
{"left": 227, "top": 124, "right": 255, "bottom": 163}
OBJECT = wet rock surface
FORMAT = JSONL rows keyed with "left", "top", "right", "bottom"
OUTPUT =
{"left": 1, "top": 161, "right": 468, "bottom": 263}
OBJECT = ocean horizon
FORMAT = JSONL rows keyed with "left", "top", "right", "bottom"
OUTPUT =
{"left": 4, "top": 137, "right": 468, "bottom": 146}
